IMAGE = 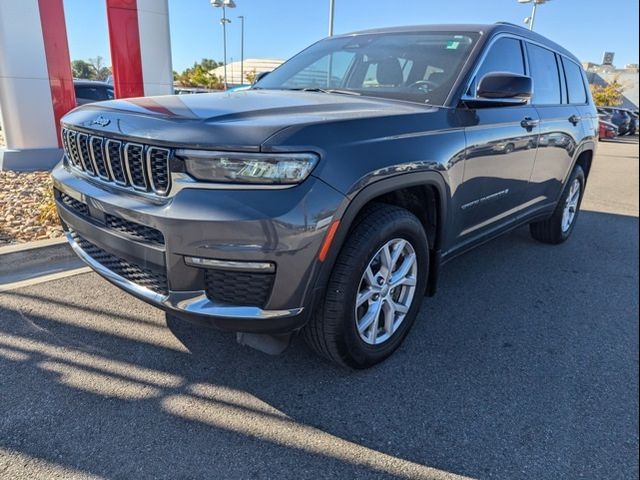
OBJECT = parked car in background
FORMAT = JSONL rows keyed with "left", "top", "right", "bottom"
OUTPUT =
{"left": 174, "top": 87, "right": 214, "bottom": 95}
{"left": 599, "top": 119, "right": 618, "bottom": 140}
{"left": 226, "top": 85, "right": 252, "bottom": 93}
{"left": 598, "top": 110, "right": 613, "bottom": 123}
{"left": 54, "top": 23, "right": 598, "bottom": 368}
{"left": 598, "top": 107, "right": 632, "bottom": 135}
{"left": 627, "top": 110, "right": 639, "bottom": 135}
{"left": 73, "top": 80, "right": 114, "bottom": 106}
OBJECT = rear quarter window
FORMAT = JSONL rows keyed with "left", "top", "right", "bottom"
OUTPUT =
{"left": 562, "top": 58, "right": 588, "bottom": 104}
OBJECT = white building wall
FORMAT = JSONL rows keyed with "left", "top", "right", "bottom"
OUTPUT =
{"left": 137, "top": 0, "right": 173, "bottom": 96}
{"left": 0, "top": 0, "right": 57, "bottom": 151}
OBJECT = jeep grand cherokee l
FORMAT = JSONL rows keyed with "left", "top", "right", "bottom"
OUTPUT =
{"left": 53, "top": 23, "right": 597, "bottom": 368}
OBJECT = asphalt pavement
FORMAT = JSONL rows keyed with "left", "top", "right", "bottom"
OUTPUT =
{"left": 0, "top": 138, "right": 638, "bottom": 479}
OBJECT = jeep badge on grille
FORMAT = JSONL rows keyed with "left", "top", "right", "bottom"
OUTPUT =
{"left": 90, "top": 115, "right": 110, "bottom": 127}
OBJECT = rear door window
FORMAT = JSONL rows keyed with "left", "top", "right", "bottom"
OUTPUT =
{"left": 526, "top": 43, "right": 562, "bottom": 105}
{"left": 562, "top": 58, "right": 587, "bottom": 104}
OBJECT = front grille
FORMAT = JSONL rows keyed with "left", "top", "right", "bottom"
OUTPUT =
{"left": 56, "top": 190, "right": 165, "bottom": 246}
{"left": 62, "top": 127, "right": 172, "bottom": 196}
{"left": 204, "top": 269, "right": 275, "bottom": 308}
{"left": 71, "top": 231, "right": 168, "bottom": 295}
{"left": 105, "top": 214, "right": 165, "bottom": 246}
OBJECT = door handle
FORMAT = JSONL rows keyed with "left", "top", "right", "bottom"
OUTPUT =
{"left": 568, "top": 114, "right": 581, "bottom": 125}
{"left": 520, "top": 117, "right": 539, "bottom": 130}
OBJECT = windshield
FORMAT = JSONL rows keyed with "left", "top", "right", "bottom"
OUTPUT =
{"left": 254, "top": 31, "right": 479, "bottom": 105}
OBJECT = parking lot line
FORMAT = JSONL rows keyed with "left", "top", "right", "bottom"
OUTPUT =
{"left": 0, "top": 266, "right": 90, "bottom": 292}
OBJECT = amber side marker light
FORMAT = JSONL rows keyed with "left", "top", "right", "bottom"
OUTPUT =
{"left": 318, "top": 220, "right": 340, "bottom": 262}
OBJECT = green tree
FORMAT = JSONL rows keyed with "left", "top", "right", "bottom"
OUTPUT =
{"left": 175, "top": 59, "right": 222, "bottom": 89}
{"left": 88, "top": 56, "right": 111, "bottom": 81}
{"left": 71, "top": 59, "right": 95, "bottom": 79}
{"left": 71, "top": 57, "right": 112, "bottom": 81}
{"left": 245, "top": 69, "right": 257, "bottom": 84}
{"left": 199, "top": 59, "right": 219, "bottom": 71}
{"left": 590, "top": 79, "right": 625, "bottom": 106}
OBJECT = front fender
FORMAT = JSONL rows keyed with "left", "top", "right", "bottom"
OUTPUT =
{"left": 310, "top": 170, "right": 450, "bottom": 300}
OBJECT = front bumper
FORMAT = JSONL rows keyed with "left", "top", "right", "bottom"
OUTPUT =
{"left": 52, "top": 161, "right": 345, "bottom": 333}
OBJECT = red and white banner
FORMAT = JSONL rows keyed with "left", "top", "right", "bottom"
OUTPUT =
{"left": 106, "top": 0, "right": 173, "bottom": 98}
{"left": 0, "top": 0, "right": 172, "bottom": 170}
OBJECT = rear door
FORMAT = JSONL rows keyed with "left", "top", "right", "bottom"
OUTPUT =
{"left": 562, "top": 56, "right": 598, "bottom": 149}
{"left": 455, "top": 36, "right": 540, "bottom": 243}
{"left": 525, "top": 44, "right": 584, "bottom": 209}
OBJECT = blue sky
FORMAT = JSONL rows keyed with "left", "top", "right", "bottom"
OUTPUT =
{"left": 64, "top": 0, "right": 639, "bottom": 72}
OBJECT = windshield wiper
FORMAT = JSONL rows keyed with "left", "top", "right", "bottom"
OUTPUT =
{"left": 296, "top": 87, "right": 361, "bottom": 96}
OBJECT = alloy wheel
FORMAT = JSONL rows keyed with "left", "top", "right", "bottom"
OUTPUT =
{"left": 562, "top": 178, "right": 581, "bottom": 232}
{"left": 355, "top": 238, "right": 418, "bottom": 345}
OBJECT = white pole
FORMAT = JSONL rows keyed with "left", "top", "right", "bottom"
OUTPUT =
{"left": 328, "top": 0, "right": 335, "bottom": 36}
{"left": 239, "top": 16, "right": 245, "bottom": 85}
{"left": 529, "top": 2, "right": 537, "bottom": 30}
{"left": 222, "top": 5, "right": 228, "bottom": 89}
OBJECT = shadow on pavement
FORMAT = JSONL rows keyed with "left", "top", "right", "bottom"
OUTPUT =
{"left": 0, "top": 210, "right": 638, "bottom": 479}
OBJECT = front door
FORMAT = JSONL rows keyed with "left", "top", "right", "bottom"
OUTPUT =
{"left": 459, "top": 106, "right": 540, "bottom": 239}
{"left": 451, "top": 36, "right": 539, "bottom": 246}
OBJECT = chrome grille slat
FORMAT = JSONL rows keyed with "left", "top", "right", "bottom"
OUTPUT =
{"left": 62, "top": 127, "right": 171, "bottom": 196}
{"left": 105, "top": 139, "right": 128, "bottom": 186}
{"left": 147, "top": 147, "right": 171, "bottom": 195}
{"left": 124, "top": 143, "right": 147, "bottom": 191}
{"left": 76, "top": 132, "right": 94, "bottom": 174}
{"left": 61, "top": 129, "right": 70, "bottom": 156}
{"left": 89, "top": 136, "right": 110, "bottom": 180}
{"left": 65, "top": 129, "right": 82, "bottom": 169}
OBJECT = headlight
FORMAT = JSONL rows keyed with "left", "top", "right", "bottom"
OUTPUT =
{"left": 176, "top": 149, "right": 318, "bottom": 185}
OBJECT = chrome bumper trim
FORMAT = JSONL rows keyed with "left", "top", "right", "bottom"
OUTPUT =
{"left": 66, "top": 232, "right": 304, "bottom": 320}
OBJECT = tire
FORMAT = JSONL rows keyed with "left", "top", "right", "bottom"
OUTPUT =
{"left": 530, "top": 165, "right": 585, "bottom": 244}
{"left": 303, "top": 203, "right": 429, "bottom": 368}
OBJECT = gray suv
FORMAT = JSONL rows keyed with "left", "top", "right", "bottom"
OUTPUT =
{"left": 53, "top": 23, "right": 597, "bottom": 368}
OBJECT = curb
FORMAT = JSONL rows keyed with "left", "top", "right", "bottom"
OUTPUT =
{"left": 0, "top": 237, "right": 86, "bottom": 287}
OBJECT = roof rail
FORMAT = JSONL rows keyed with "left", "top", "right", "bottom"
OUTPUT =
{"left": 495, "top": 21, "right": 529, "bottom": 30}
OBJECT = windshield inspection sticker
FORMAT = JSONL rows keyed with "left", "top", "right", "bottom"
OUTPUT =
{"left": 446, "top": 41, "right": 460, "bottom": 49}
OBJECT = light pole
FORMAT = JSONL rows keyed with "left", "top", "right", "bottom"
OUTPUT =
{"left": 238, "top": 15, "right": 245, "bottom": 85}
{"left": 328, "top": 0, "right": 335, "bottom": 36}
{"left": 211, "top": 0, "right": 236, "bottom": 89}
{"left": 518, "top": 0, "right": 549, "bottom": 31}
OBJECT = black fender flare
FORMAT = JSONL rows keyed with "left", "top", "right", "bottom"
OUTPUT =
{"left": 311, "top": 171, "right": 450, "bottom": 300}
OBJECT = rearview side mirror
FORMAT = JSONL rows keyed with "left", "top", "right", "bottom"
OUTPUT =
{"left": 462, "top": 72, "right": 533, "bottom": 108}
{"left": 254, "top": 71, "right": 271, "bottom": 84}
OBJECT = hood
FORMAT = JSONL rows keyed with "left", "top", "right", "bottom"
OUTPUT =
{"left": 61, "top": 89, "right": 431, "bottom": 150}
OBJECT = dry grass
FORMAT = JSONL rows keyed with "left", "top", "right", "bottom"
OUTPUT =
{"left": 0, "top": 171, "right": 63, "bottom": 245}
